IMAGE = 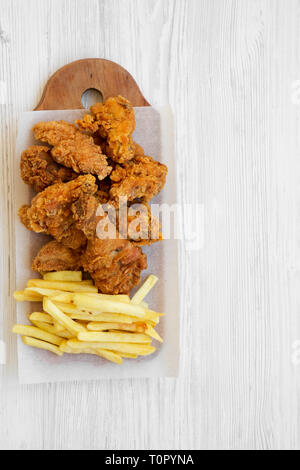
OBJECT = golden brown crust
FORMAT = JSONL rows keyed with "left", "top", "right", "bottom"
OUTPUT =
{"left": 77, "top": 96, "right": 136, "bottom": 164}
{"left": 32, "top": 240, "right": 82, "bottom": 273}
{"left": 20, "top": 145, "right": 77, "bottom": 192}
{"left": 18, "top": 204, "right": 32, "bottom": 230}
{"left": 110, "top": 155, "right": 168, "bottom": 203}
{"left": 81, "top": 238, "right": 147, "bottom": 294}
{"left": 18, "top": 175, "right": 97, "bottom": 249}
{"left": 33, "top": 121, "right": 78, "bottom": 146}
{"left": 33, "top": 121, "right": 112, "bottom": 180}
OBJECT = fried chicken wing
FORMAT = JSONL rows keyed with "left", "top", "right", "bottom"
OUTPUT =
{"left": 77, "top": 96, "right": 136, "bottom": 164}
{"left": 81, "top": 238, "right": 147, "bottom": 294}
{"left": 33, "top": 121, "right": 112, "bottom": 180}
{"left": 72, "top": 194, "right": 161, "bottom": 246}
{"left": 18, "top": 175, "right": 97, "bottom": 249}
{"left": 109, "top": 155, "right": 168, "bottom": 203}
{"left": 20, "top": 145, "right": 77, "bottom": 192}
{"left": 32, "top": 240, "right": 82, "bottom": 273}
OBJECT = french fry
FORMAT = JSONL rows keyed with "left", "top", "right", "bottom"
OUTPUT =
{"left": 29, "top": 311, "right": 65, "bottom": 331}
{"left": 53, "top": 300, "right": 160, "bottom": 322}
{"left": 78, "top": 331, "right": 152, "bottom": 344}
{"left": 59, "top": 342, "right": 91, "bottom": 355}
{"left": 86, "top": 293, "right": 131, "bottom": 303}
{"left": 59, "top": 340, "right": 74, "bottom": 353}
{"left": 53, "top": 301, "right": 117, "bottom": 317}
{"left": 30, "top": 320, "right": 74, "bottom": 339}
{"left": 142, "top": 312, "right": 161, "bottom": 322}
{"left": 25, "top": 287, "right": 65, "bottom": 297}
{"left": 145, "top": 318, "right": 159, "bottom": 328}
{"left": 54, "top": 292, "right": 130, "bottom": 304}
{"left": 29, "top": 312, "right": 53, "bottom": 324}
{"left": 14, "top": 290, "right": 42, "bottom": 302}
{"left": 53, "top": 321, "right": 65, "bottom": 333}
{"left": 50, "top": 293, "right": 74, "bottom": 303}
{"left": 67, "top": 340, "right": 156, "bottom": 356}
{"left": 94, "top": 349, "right": 123, "bottom": 364}
{"left": 52, "top": 301, "right": 78, "bottom": 314}
{"left": 22, "top": 336, "right": 63, "bottom": 356}
{"left": 68, "top": 311, "right": 159, "bottom": 324}
{"left": 13, "top": 273, "right": 164, "bottom": 365}
{"left": 145, "top": 325, "right": 163, "bottom": 343}
{"left": 13, "top": 325, "right": 63, "bottom": 346}
{"left": 43, "top": 298, "right": 86, "bottom": 335}
{"left": 73, "top": 294, "right": 149, "bottom": 318}
{"left": 27, "top": 279, "right": 98, "bottom": 293}
{"left": 67, "top": 312, "right": 136, "bottom": 323}
{"left": 120, "top": 353, "right": 138, "bottom": 359}
{"left": 43, "top": 271, "right": 82, "bottom": 282}
{"left": 87, "top": 322, "right": 147, "bottom": 333}
{"left": 131, "top": 275, "right": 158, "bottom": 304}
{"left": 59, "top": 342, "right": 123, "bottom": 364}
{"left": 140, "top": 301, "right": 149, "bottom": 309}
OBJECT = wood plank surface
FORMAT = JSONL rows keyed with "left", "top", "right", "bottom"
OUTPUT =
{"left": 0, "top": 0, "right": 300, "bottom": 450}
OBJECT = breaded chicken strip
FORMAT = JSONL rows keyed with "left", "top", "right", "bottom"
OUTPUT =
{"left": 81, "top": 238, "right": 147, "bottom": 294}
{"left": 77, "top": 96, "right": 136, "bottom": 164}
{"left": 33, "top": 121, "right": 112, "bottom": 180}
{"left": 18, "top": 175, "right": 97, "bottom": 249}
{"left": 32, "top": 240, "right": 82, "bottom": 273}
{"left": 72, "top": 194, "right": 162, "bottom": 246}
{"left": 20, "top": 145, "right": 77, "bottom": 192}
{"left": 110, "top": 155, "right": 168, "bottom": 203}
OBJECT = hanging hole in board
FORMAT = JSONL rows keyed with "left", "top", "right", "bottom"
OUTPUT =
{"left": 81, "top": 88, "right": 103, "bottom": 109}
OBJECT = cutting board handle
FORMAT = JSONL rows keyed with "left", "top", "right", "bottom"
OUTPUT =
{"left": 35, "top": 59, "right": 150, "bottom": 110}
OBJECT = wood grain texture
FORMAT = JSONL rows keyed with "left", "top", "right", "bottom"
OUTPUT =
{"left": 1, "top": 0, "right": 300, "bottom": 450}
{"left": 35, "top": 59, "right": 150, "bottom": 110}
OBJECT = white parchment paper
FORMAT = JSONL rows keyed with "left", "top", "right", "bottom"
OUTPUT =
{"left": 14, "top": 106, "right": 179, "bottom": 384}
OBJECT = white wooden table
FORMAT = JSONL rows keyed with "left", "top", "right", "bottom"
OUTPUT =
{"left": 1, "top": 0, "right": 300, "bottom": 450}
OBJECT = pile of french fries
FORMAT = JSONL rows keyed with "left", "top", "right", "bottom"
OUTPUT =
{"left": 13, "top": 272, "right": 163, "bottom": 365}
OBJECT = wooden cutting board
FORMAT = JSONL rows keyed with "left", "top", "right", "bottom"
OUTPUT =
{"left": 35, "top": 58, "right": 150, "bottom": 110}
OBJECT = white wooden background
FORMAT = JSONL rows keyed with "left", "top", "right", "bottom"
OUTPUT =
{"left": 1, "top": 0, "right": 300, "bottom": 450}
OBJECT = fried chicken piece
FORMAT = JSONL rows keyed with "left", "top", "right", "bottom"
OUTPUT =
{"left": 32, "top": 240, "right": 82, "bottom": 273}
{"left": 19, "top": 204, "right": 32, "bottom": 231}
{"left": 33, "top": 121, "right": 112, "bottom": 180}
{"left": 95, "top": 177, "right": 112, "bottom": 204}
{"left": 126, "top": 202, "right": 162, "bottom": 246}
{"left": 110, "top": 155, "right": 168, "bottom": 203}
{"left": 59, "top": 228, "right": 87, "bottom": 250}
{"left": 20, "top": 145, "right": 77, "bottom": 192}
{"left": 33, "top": 121, "right": 78, "bottom": 145}
{"left": 94, "top": 136, "right": 144, "bottom": 160}
{"left": 77, "top": 96, "right": 136, "bottom": 164}
{"left": 71, "top": 193, "right": 105, "bottom": 240}
{"left": 81, "top": 238, "right": 147, "bottom": 294}
{"left": 133, "top": 142, "right": 145, "bottom": 157}
{"left": 72, "top": 194, "right": 161, "bottom": 246}
{"left": 18, "top": 175, "right": 97, "bottom": 249}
